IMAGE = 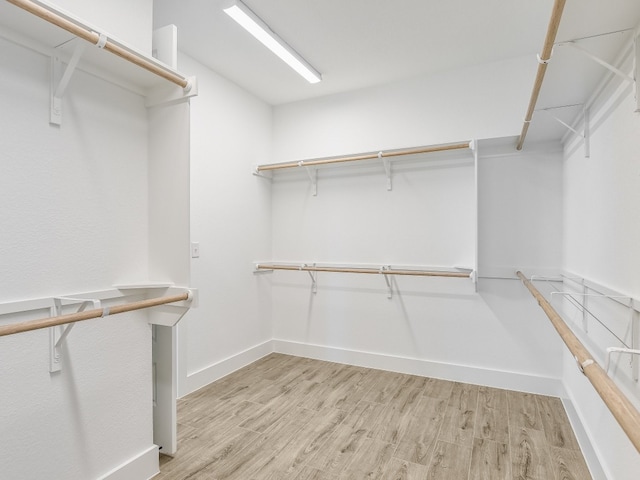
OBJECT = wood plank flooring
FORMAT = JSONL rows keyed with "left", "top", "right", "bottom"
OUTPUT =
{"left": 156, "top": 354, "right": 592, "bottom": 480}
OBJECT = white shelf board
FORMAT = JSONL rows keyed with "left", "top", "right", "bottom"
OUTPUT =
{"left": 114, "top": 282, "right": 175, "bottom": 290}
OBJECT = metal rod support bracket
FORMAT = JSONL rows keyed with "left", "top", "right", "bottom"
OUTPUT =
{"left": 300, "top": 264, "right": 317, "bottom": 293}
{"left": 49, "top": 296, "right": 101, "bottom": 372}
{"left": 379, "top": 152, "right": 392, "bottom": 191}
{"left": 539, "top": 105, "right": 590, "bottom": 157}
{"left": 50, "top": 41, "right": 86, "bottom": 125}
{"left": 380, "top": 266, "right": 392, "bottom": 299}
{"left": 558, "top": 42, "right": 634, "bottom": 84}
{"left": 299, "top": 162, "right": 317, "bottom": 196}
{"left": 252, "top": 165, "right": 273, "bottom": 179}
{"left": 605, "top": 347, "right": 640, "bottom": 380}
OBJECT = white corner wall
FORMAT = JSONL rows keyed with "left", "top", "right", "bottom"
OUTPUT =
{"left": 177, "top": 53, "right": 273, "bottom": 397}
{"left": 0, "top": 33, "right": 156, "bottom": 480}
{"left": 268, "top": 57, "right": 565, "bottom": 394}
{"left": 563, "top": 45, "right": 640, "bottom": 480}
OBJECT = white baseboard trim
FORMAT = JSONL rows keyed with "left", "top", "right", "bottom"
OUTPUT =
{"left": 181, "top": 340, "right": 274, "bottom": 397}
{"left": 273, "top": 339, "right": 566, "bottom": 397}
{"left": 98, "top": 445, "right": 159, "bottom": 480}
{"left": 561, "top": 398, "right": 607, "bottom": 480}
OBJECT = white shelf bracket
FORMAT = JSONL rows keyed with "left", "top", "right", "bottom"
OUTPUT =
{"left": 50, "top": 41, "right": 86, "bottom": 126}
{"left": 252, "top": 166, "right": 273, "bottom": 179}
{"left": 605, "top": 347, "right": 640, "bottom": 381}
{"left": 540, "top": 106, "right": 590, "bottom": 158}
{"left": 301, "top": 264, "right": 317, "bottom": 293}
{"left": 380, "top": 266, "right": 392, "bottom": 299}
{"left": 558, "top": 42, "right": 635, "bottom": 85}
{"left": 49, "top": 296, "right": 100, "bottom": 373}
{"left": 379, "top": 152, "right": 392, "bottom": 191}
{"left": 299, "top": 162, "right": 317, "bottom": 196}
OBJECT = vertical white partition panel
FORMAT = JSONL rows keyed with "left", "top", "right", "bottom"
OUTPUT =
{"left": 148, "top": 100, "right": 191, "bottom": 454}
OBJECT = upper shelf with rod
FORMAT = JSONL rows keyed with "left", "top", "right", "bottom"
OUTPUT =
{"left": 0, "top": 0, "right": 196, "bottom": 99}
{"left": 516, "top": 0, "right": 640, "bottom": 152}
{"left": 254, "top": 141, "right": 474, "bottom": 194}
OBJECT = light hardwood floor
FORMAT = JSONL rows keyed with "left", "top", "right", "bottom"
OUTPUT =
{"left": 156, "top": 354, "right": 592, "bottom": 480}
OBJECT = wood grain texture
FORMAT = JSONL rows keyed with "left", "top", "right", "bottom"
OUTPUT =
{"left": 306, "top": 425, "right": 368, "bottom": 475}
{"left": 549, "top": 446, "right": 592, "bottom": 480}
{"left": 535, "top": 395, "right": 580, "bottom": 450}
{"left": 423, "top": 377, "right": 456, "bottom": 400}
{"left": 474, "top": 387, "right": 509, "bottom": 444}
{"left": 337, "top": 438, "right": 395, "bottom": 480}
{"left": 158, "top": 354, "right": 592, "bottom": 480}
{"left": 381, "top": 458, "right": 430, "bottom": 479}
{"left": 506, "top": 390, "right": 544, "bottom": 431}
{"left": 510, "top": 428, "right": 554, "bottom": 480}
{"left": 469, "top": 438, "right": 510, "bottom": 480}
{"left": 394, "top": 397, "right": 446, "bottom": 465}
{"left": 426, "top": 440, "right": 473, "bottom": 479}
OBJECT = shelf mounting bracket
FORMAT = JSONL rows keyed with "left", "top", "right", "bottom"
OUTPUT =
{"left": 50, "top": 40, "right": 86, "bottom": 126}
{"left": 301, "top": 264, "right": 317, "bottom": 293}
{"left": 380, "top": 265, "right": 392, "bottom": 299}
{"left": 558, "top": 42, "right": 635, "bottom": 85}
{"left": 299, "top": 161, "right": 317, "bottom": 196}
{"left": 540, "top": 106, "right": 590, "bottom": 158}
{"left": 379, "top": 152, "right": 392, "bottom": 191}
{"left": 49, "top": 296, "right": 100, "bottom": 373}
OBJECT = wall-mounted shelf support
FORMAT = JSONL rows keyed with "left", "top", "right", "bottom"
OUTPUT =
{"left": 301, "top": 264, "right": 318, "bottom": 293}
{"left": 558, "top": 41, "right": 635, "bottom": 86}
{"left": 557, "top": 38, "right": 638, "bottom": 112}
{"left": 606, "top": 347, "right": 640, "bottom": 382}
{"left": 379, "top": 152, "right": 392, "bottom": 191}
{"left": 300, "top": 162, "right": 317, "bottom": 196}
{"left": 380, "top": 266, "right": 392, "bottom": 298}
{"left": 50, "top": 296, "right": 100, "bottom": 372}
{"left": 537, "top": 104, "right": 590, "bottom": 157}
{"left": 50, "top": 40, "right": 86, "bottom": 125}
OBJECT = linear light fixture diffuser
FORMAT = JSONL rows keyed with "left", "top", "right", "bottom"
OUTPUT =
{"left": 223, "top": 0, "right": 322, "bottom": 84}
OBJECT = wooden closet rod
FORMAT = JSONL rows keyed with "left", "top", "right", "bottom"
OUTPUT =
{"left": 0, "top": 292, "right": 190, "bottom": 338}
{"left": 516, "top": 0, "right": 567, "bottom": 150}
{"left": 6, "top": 0, "right": 190, "bottom": 89}
{"left": 256, "top": 142, "right": 471, "bottom": 172}
{"left": 257, "top": 264, "right": 471, "bottom": 278}
{"left": 516, "top": 271, "right": 640, "bottom": 454}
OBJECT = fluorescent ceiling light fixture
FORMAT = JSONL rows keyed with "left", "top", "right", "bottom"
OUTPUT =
{"left": 223, "top": 1, "right": 322, "bottom": 84}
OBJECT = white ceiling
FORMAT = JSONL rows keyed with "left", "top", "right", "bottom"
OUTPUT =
{"left": 154, "top": 1, "right": 639, "bottom": 103}
{"left": 154, "top": 0, "right": 640, "bottom": 141}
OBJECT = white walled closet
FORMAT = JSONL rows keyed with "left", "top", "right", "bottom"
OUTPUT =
{"left": 0, "top": 0, "right": 639, "bottom": 479}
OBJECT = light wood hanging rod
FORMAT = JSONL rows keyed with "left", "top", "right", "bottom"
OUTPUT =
{"left": 516, "top": 271, "right": 640, "bottom": 454}
{"left": 257, "top": 264, "right": 471, "bottom": 278}
{"left": 256, "top": 142, "right": 471, "bottom": 172}
{"left": 0, "top": 292, "right": 190, "bottom": 338}
{"left": 6, "top": 0, "right": 190, "bottom": 89}
{"left": 516, "top": 0, "right": 567, "bottom": 150}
